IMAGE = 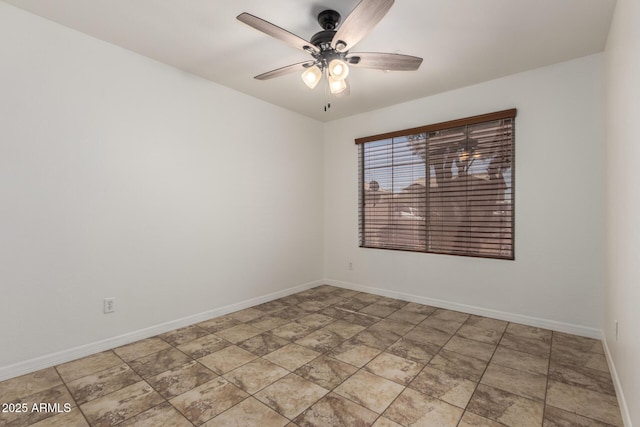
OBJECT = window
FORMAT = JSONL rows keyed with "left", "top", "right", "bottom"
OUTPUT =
{"left": 357, "top": 109, "right": 516, "bottom": 260}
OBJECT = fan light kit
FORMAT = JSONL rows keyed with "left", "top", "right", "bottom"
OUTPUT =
{"left": 237, "top": 0, "right": 423, "bottom": 110}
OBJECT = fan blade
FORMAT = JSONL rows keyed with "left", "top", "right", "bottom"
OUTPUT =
{"left": 254, "top": 61, "right": 315, "bottom": 80}
{"left": 331, "top": 0, "right": 394, "bottom": 52}
{"left": 347, "top": 52, "right": 423, "bottom": 71}
{"left": 237, "top": 13, "right": 318, "bottom": 54}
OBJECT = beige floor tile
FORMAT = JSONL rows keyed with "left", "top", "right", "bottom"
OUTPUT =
{"left": 294, "top": 355, "right": 358, "bottom": 389}
{"left": 176, "top": 333, "right": 229, "bottom": 359}
{"left": 359, "top": 303, "right": 397, "bottom": 317}
{"left": 215, "top": 323, "right": 263, "bottom": 344}
{"left": 270, "top": 321, "right": 316, "bottom": 341}
{"left": 228, "top": 307, "right": 264, "bottom": 322}
{"left": 351, "top": 293, "right": 382, "bottom": 305}
{"left": 322, "top": 320, "right": 365, "bottom": 340}
{"left": 432, "top": 309, "right": 471, "bottom": 324}
{"left": 118, "top": 401, "right": 192, "bottom": 427}
{"left": 464, "top": 315, "right": 508, "bottom": 332}
{"left": 444, "top": 335, "right": 496, "bottom": 362}
{"left": 402, "top": 302, "right": 437, "bottom": 315}
{"left": 0, "top": 383, "right": 75, "bottom": 427}
{"left": 371, "top": 318, "right": 415, "bottom": 335}
{"left": 409, "top": 366, "right": 477, "bottom": 408}
{"left": 480, "top": 362, "right": 547, "bottom": 401}
{"left": 0, "top": 367, "right": 62, "bottom": 402}
{"left": 405, "top": 324, "right": 453, "bottom": 346}
{"left": 365, "top": 352, "right": 423, "bottom": 386}
{"left": 350, "top": 328, "right": 402, "bottom": 351}
{"left": 546, "top": 380, "right": 623, "bottom": 426}
{"left": 549, "top": 360, "right": 616, "bottom": 396}
{"left": 328, "top": 340, "right": 382, "bottom": 368}
{"left": 551, "top": 343, "right": 610, "bottom": 373}
{"left": 295, "top": 328, "right": 345, "bottom": 352}
{"left": 250, "top": 315, "right": 291, "bottom": 332}
{"left": 543, "top": 405, "right": 613, "bottom": 427}
{"left": 428, "top": 350, "right": 488, "bottom": 382}
{"left": 238, "top": 332, "right": 290, "bottom": 356}
{"left": 293, "top": 392, "right": 378, "bottom": 426}
{"left": 276, "top": 305, "right": 311, "bottom": 320}
{"left": 264, "top": 344, "right": 321, "bottom": 371}
{"left": 28, "top": 409, "right": 89, "bottom": 427}
{"left": 296, "top": 313, "right": 335, "bottom": 329}
{"left": 466, "top": 384, "right": 544, "bottom": 427}
{"left": 419, "top": 316, "right": 463, "bottom": 335}
{"left": 55, "top": 351, "right": 122, "bottom": 383}
{"left": 375, "top": 296, "right": 408, "bottom": 309}
{"left": 146, "top": 360, "right": 217, "bottom": 399}
{"left": 383, "top": 387, "right": 464, "bottom": 427}
{"left": 334, "top": 370, "right": 404, "bottom": 413}
{"left": 552, "top": 332, "right": 604, "bottom": 354}
{"left": 458, "top": 411, "right": 505, "bottom": 427}
{"left": 387, "top": 309, "right": 428, "bottom": 325}
{"left": 372, "top": 417, "right": 404, "bottom": 427}
{"left": 339, "top": 310, "right": 380, "bottom": 327}
{"left": 223, "top": 358, "right": 289, "bottom": 394}
{"left": 500, "top": 332, "right": 551, "bottom": 357}
{"left": 387, "top": 337, "right": 440, "bottom": 364}
{"left": 113, "top": 337, "right": 171, "bottom": 362}
{"left": 254, "top": 300, "right": 290, "bottom": 313}
{"left": 334, "top": 298, "right": 369, "bottom": 311}
{"left": 197, "top": 315, "right": 241, "bottom": 333}
{"left": 169, "top": 377, "right": 248, "bottom": 425}
{"left": 66, "top": 363, "right": 141, "bottom": 404}
{"left": 80, "top": 381, "right": 164, "bottom": 426}
{"left": 456, "top": 324, "right": 504, "bottom": 345}
{"left": 491, "top": 346, "right": 549, "bottom": 376}
{"left": 198, "top": 345, "right": 257, "bottom": 374}
{"left": 158, "top": 325, "right": 210, "bottom": 346}
{"left": 128, "top": 347, "right": 192, "bottom": 378}
{"left": 505, "top": 323, "right": 552, "bottom": 343}
{"left": 202, "top": 397, "right": 289, "bottom": 427}
{"left": 255, "top": 373, "right": 329, "bottom": 418}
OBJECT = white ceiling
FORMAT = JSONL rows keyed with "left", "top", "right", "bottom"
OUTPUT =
{"left": 3, "top": 0, "right": 616, "bottom": 122}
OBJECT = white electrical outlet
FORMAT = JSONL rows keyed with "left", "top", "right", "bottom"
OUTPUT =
{"left": 615, "top": 321, "right": 619, "bottom": 341}
{"left": 104, "top": 297, "right": 116, "bottom": 314}
{"left": 348, "top": 261, "right": 353, "bottom": 270}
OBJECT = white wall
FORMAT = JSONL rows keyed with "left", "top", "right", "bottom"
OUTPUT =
{"left": 604, "top": 0, "right": 640, "bottom": 424}
{"left": 324, "top": 54, "right": 604, "bottom": 334}
{"left": 0, "top": 3, "right": 324, "bottom": 368}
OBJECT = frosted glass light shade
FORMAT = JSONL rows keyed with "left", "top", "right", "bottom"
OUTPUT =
{"left": 328, "top": 75, "right": 347, "bottom": 94}
{"left": 301, "top": 66, "right": 322, "bottom": 89}
{"left": 328, "top": 59, "right": 349, "bottom": 80}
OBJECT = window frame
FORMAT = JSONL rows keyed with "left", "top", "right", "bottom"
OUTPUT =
{"left": 356, "top": 109, "right": 517, "bottom": 260}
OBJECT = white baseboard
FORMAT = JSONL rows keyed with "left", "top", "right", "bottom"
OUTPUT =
{"left": 325, "top": 279, "right": 601, "bottom": 339}
{"left": 602, "top": 334, "right": 633, "bottom": 427}
{"left": 0, "top": 280, "right": 322, "bottom": 382}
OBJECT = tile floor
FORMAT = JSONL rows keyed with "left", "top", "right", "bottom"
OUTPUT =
{"left": 0, "top": 285, "right": 624, "bottom": 426}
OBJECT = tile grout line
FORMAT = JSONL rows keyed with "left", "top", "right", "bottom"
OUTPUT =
{"left": 452, "top": 318, "right": 507, "bottom": 426}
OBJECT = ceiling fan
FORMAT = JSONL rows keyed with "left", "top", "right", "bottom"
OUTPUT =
{"left": 237, "top": 0, "right": 423, "bottom": 104}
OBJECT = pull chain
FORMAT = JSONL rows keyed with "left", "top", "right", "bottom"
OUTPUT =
{"left": 323, "top": 68, "right": 331, "bottom": 112}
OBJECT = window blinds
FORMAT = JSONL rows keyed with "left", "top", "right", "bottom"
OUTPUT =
{"left": 357, "top": 109, "right": 516, "bottom": 260}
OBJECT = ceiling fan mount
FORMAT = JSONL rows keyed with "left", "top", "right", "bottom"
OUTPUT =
{"left": 317, "top": 9, "right": 341, "bottom": 31}
{"left": 237, "top": 0, "right": 423, "bottom": 102}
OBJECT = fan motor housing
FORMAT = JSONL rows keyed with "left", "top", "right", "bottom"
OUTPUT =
{"left": 310, "top": 30, "right": 336, "bottom": 48}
